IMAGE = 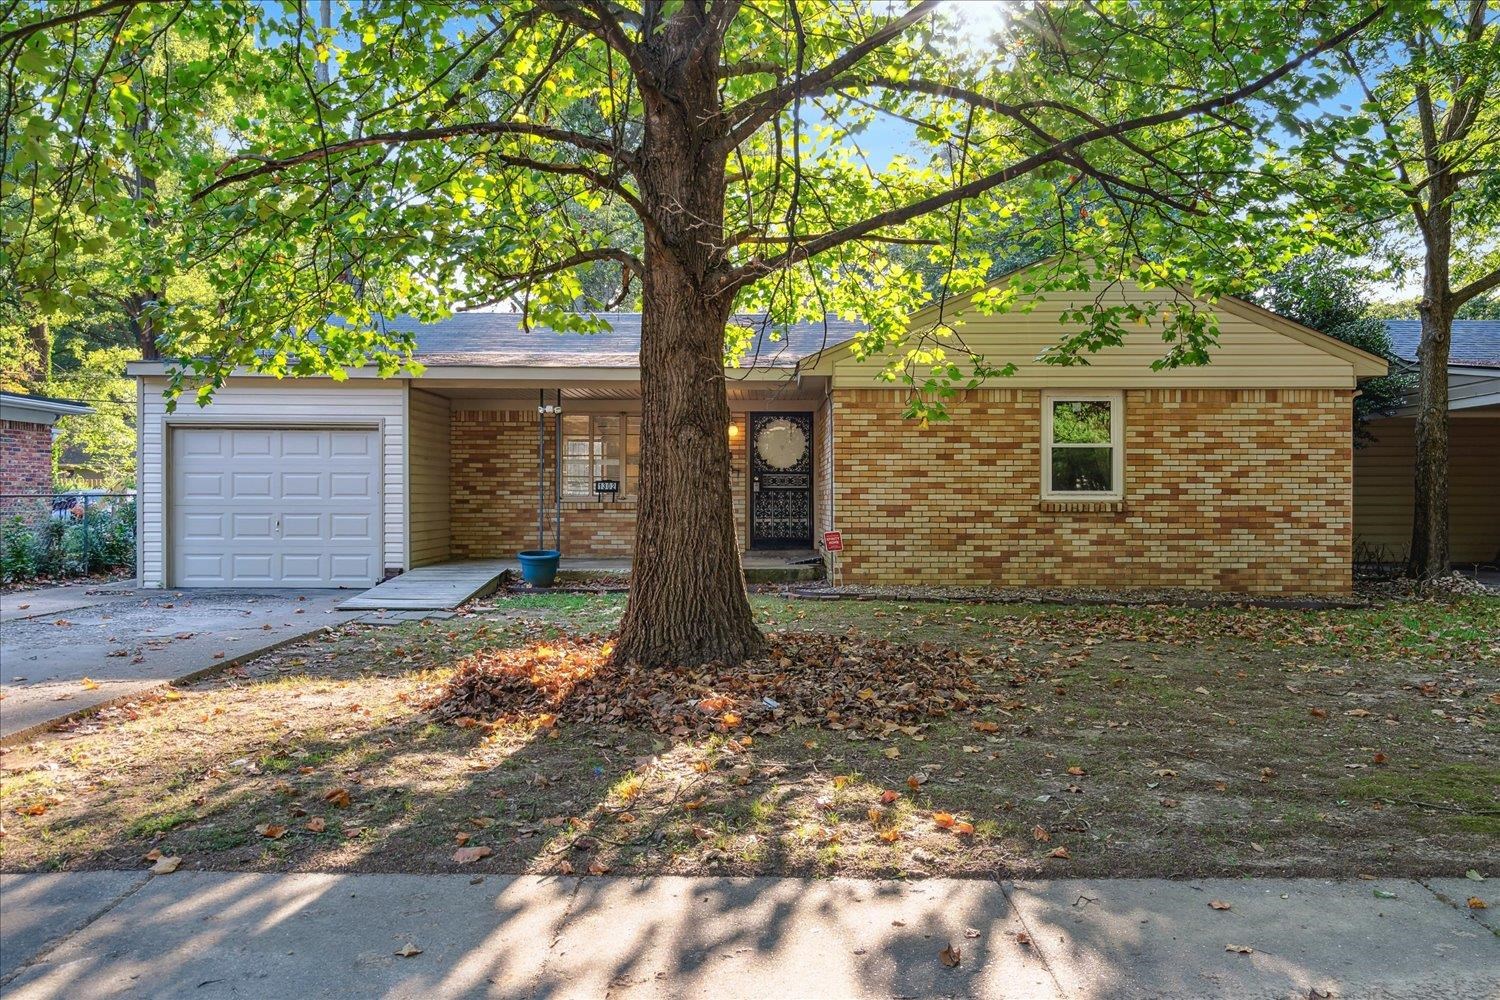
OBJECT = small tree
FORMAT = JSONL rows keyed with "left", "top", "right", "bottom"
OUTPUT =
{"left": 1291, "top": 2, "right": 1499, "bottom": 580}
{"left": 5, "top": 1, "right": 1387, "bottom": 663}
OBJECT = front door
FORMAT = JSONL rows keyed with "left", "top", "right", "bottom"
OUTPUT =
{"left": 749, "top": 412, "right": 813, "bottom": 549}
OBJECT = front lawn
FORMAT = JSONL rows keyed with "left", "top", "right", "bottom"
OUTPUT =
{"left": 1, "top": 592, "right": 1495, "bottom": 880}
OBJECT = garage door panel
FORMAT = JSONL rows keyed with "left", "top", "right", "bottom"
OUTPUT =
{"left": 171, "top": 427, "right": 379, "bottom": 588}
{"left": 281, "top": 472, "right": 323, "bottom": 498}
{"left": 280, "top": 553, "right": 325, "bottom": 582}
{"left": 232, "top": 431, "right": 273, "bottom": 457}
{"left": 231, "top": 472, "right": 274, "bottom": 499}
{"left": 280, "top": 512, "right": 324, "bottom": 540}
{"left": 230, "top": 553, "right": 275, "bottom": 581}
{"left": 231, "top": 513, "right": 274, "bottom": 540}
{"left": 178, "top": 552, "right": 228, "bottom": 584}
{"left": 330, "top": 513, "right": 374, "bottom": 540}
{"left": 280, "top": 431, "right": 323, "bottom": 457}
{"left": 329, "top": 554, "right": 376, "bottom": 583}
{"left": 180, "top": 472, "right": 226, "bottom": 500}
{"left": 330, "top": 432, "right": 372, "bottom": 457}
{"left": 181, "top": 512, "right": 227, "bottom": 541}
{"left": 330, "top": 473, "right": 372, "bottom": 497}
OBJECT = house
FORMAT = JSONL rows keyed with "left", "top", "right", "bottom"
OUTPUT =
{"left": 1353, "top": 321, "right": 1500, "bottom": 566}
{"left": 0, "top": 392, "right": 95, "bottom": 506}
{"left": 126, "top": 270, "right": 1389, "bottom": 594}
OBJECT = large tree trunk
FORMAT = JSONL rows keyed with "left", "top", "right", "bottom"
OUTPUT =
{"left": 1407, "top": 227, "right": 1452, "bottom": 581}
{"left": 610, "top": 18, "right": 765, "bottom": 667}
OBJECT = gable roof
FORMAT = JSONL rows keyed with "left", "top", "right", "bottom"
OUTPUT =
{"left": 802, "top": 260, "right": 1389, "bottom": 378}
{"left": 1384, "top": 320, "right": 1500, "bottom": 368}
{"left": 394, "top": 311, "right": 866, "bottom": 368}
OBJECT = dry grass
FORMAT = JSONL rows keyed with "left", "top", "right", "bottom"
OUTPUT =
{"left": 1, "top": 592, "right": 1495, "bottom": 881}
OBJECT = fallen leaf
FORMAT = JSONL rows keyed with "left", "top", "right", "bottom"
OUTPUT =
{"left": 452, "top": 846, "right": 492, "bottom": 864}
{"left": 879, "top": 828, "right": 902, "bottom": 842}
{"left": 880, "top": 789, "right": 900, "bottom": 804}
{"left": 883, "top": 746, "right": 901, "bottom": 760}
{"left": 395, "top": 943, "right": 423, "bottom": 958}
{"left": 323, "top": 788, "right": 351, "bottom": 808}
{"left": 1067, "top": 766, "right": 1086, "bottom": 776}
{"left": 939, "top": 944, "right": 961, "bottom": 968}
{"left": 255, "top": 823, "right": 287, "bottom": 840}
{"left": 1208, "top": 900, "right": 1232, "bottom": 911}
{"left": 80, "top": 677, "right": 100, "bottom": 690}
{"left": 954, "top": 821, "right": 974, "bottom": 836}
{"left": 972, "top": 721, "right": 1000, "bottom": 733}
{"left": 1467, "top": 897, "right": 1487, "bottom": 910}
{"left": 1225, "top": 944, "right": 1253, "bottom": 955}
{"left": 932, "top": 812, "right": 956, "bottom": 829}
{"left": 588, "top": 859, "right": 611, "bottom": 875}
{"left": 1048, "top": 846, "right": 1071, "bottom": 860}
{"left": 963, "top": 928, "right": 980, "bottom": 939}
{"left": 306, "top": 817, "right": 327, "bottom": 833}
{"left": 832, "top": 775, "right": 852, "bottom": 789}
{"left": 1014, "top": 931, "right": 1033, "bottom": 948}
{"left": 557, "top": 860, "right": 574, "bottom": 875}
{"left": 1309, "top": 707, "right": 1328, "bottom": 719}
{"left": 1032, "top": 824, "right": 1051, "bottom": 843}
{"left": 150, "top": 856, "right": 182, "bottom": 874}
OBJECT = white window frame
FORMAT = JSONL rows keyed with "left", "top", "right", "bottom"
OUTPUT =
{"left": 561, "top": 413, "right": 640, "bottom": 500}
{"left": 1040, "top": 390, "right": 1124, "bottom": 501}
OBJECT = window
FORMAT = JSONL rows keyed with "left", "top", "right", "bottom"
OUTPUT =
{"left": 1041, "top": 391, "right": 1123, "bottom": 499}
{"left": 562, "top": 413, "right": 640, "bottom": 499}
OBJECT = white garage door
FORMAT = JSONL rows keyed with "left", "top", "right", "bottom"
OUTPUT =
{"left": 170, "top": 427, "right": 381, "bottom": 587}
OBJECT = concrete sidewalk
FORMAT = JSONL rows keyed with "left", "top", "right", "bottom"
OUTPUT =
{"left": 0, "top": 872, "right": 1493, "bottom": 999}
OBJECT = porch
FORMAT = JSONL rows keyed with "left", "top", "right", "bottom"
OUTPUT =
{"left": 341, "top": 550, "right": 824, "bottom": 611}
{"left": 407, "top": 375, "right": 832, "bottom": 572}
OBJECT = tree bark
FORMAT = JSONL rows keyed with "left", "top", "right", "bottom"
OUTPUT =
{"left": 1407, "top": 268, "right": 1452, "bottom": 580}
{"left": 610, "top": 16, "right": 765, "bottom": 667}
{"left": 24, "top": 318, "right": 51, "bottom": 384}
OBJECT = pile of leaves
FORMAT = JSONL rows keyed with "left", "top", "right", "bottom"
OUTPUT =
{"left": 426, "top": 632, "right": 1013, "bottom": 737}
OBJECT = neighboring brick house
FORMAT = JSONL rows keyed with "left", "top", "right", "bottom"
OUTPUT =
{"left": 0, "top": 392, "right": 94, "bottom": 505}
{"left": 126, "top": 265, "right": 1387, "bottom": 594}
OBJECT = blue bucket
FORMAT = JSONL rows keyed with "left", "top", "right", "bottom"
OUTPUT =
{"left": 517, "top": 549, "right": 562, "bottom": 587}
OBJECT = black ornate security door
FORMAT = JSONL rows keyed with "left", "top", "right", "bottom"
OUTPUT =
{"left": 749, "top": 412, "right": 813, "bottom": 548}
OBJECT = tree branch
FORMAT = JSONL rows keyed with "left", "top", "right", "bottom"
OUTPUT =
{"left": 719, "top": 4, "right": 1389, "bottom": 293}
{"left": 1452, "top": 266, "right": 1500, "bottom": 307}
{"left": 717, "top": 0, "right": 940, "bottom": 151}
{"left": 193, "top": 121, "right": 626, "bottom": 201}
{"left": 0, "top": 0, "right": 136, "bottom": 49}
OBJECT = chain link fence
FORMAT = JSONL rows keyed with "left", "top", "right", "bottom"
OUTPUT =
{"left": 0, "top": 492, "right": 136, "bottom": 584}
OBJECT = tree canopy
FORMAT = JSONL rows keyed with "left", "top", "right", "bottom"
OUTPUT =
{"left": 5, "top": 2, "right": 1385, "bottom": 413}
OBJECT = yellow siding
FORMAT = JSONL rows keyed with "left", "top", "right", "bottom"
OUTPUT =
{"left": 831, "top": 279, "right": 1359, "bottom": 388}
{"left": 408, "top": 387, "right": 451, "bottom": 566}
{"left": 1354, "top": 414, "right": 1500, "bottom": 564}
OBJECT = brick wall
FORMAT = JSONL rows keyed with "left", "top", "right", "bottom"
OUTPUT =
{"left": 831, "top": 387, "right": 1353, "bottom": 594}
{"left": 450, "top": 409, "right": 750, "bottom": 558}
{"left": 0, "top": 419, "right": 54, "bottom": 497}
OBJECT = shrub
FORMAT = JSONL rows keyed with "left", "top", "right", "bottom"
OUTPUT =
{"left": 1, "top": 515, "right": 40, "bottom": 582}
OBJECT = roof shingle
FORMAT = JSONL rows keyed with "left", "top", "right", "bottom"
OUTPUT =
{"left": 392, "top": 312, "right": 866, "bottom": 368}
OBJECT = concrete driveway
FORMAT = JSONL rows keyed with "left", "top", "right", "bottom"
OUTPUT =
{"left": 0, "top": 587, "right": 358, "bottom": 741}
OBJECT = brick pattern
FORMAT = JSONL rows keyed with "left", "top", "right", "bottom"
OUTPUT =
{"left": 450, "top": 409, "right": 751, "bottom": 558}
{"left": 1, "top": 419, "right": 54, "bottom": 499}
{"left": 831, "top": 387, "right": 1353, "bottom": 594}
